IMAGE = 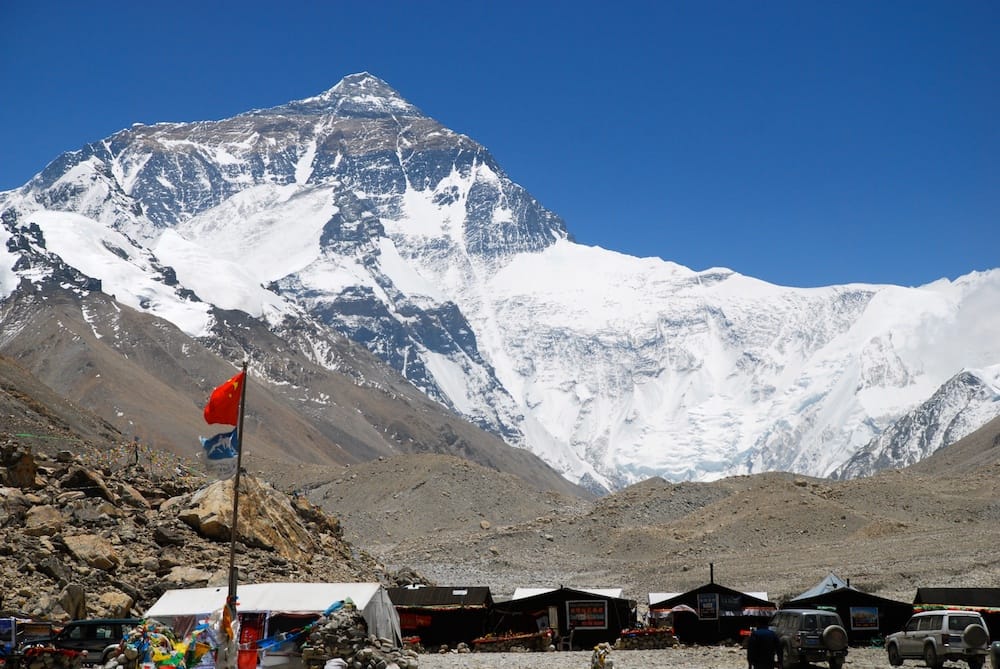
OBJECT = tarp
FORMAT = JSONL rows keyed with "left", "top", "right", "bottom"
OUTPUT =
{"left": 144, "top": 582, "right": 401, "bottom": 646}
{"left": 790, "top": 572, "right": 850, "bottom": 601}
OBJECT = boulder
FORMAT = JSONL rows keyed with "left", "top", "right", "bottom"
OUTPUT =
{"left": 25, "top": 505, "right": 65, "bottom": 536}
{"left": 60, "top": 466, "right": 117, "bottom": 503}
{"left": 163, "top": 565, "right": 213, "bottom": 588}
{"left": 97, "top": 590, "right": 135, "bottom": 617}
{"left": 180, "top": 476, "right": 318, "bottom": 562}
{"left": 59, "top": 582, "right": 87, "bottom": 620}
{"left": 3, "top": 447, "right": 37, "bottom": 488}
{"left": 64, "top": 533, "right": 121, "bottom": 571}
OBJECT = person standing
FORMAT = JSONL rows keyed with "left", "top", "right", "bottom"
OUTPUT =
{"left": 747, "top": 625, "right": 782, "bottom": 669}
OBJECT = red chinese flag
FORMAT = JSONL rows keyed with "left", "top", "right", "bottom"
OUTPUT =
{"left": 203, "top": 370, "right": 245, "bottom": 425}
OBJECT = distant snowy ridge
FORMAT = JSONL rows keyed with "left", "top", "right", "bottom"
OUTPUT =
{"left": 2, "top": 73, "right": 999, "bottom": 491}
{"left": 833, "top": 364, "right": 1000, "bottom": 479}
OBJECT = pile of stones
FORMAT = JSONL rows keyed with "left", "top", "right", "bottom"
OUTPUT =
{"left": 300, "top": 602, "right": 418, "bottom": 669}
{"left": 0, "top": 443, "right": 397, "bottom": 622}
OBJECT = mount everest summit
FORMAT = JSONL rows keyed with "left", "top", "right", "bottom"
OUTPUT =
{"left": 1, "top": 72, "right": 998, "bottom": 492}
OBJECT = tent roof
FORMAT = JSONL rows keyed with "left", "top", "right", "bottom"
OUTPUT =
{"left": 787, "top": 587, "right": 911, "bottom": 609}
{"left": 648, "top": 583, "right": 772, "bottom": 609}
{"left": 145, "top": 582, "right": 383, "bottom": 618}
{"left": 914, "top": 588, "right": 1000, "bottom": 608}
{"left": 512, "top": 587, "right": 623, "bottom": 600}
{"left": 387, "top": 586, "right": 493, "bottom": 608}
{"left": 649, "top": 593, "right": 681, "bottom": 606}
{"left": 791, "top": 573, "right": 850, "bottom": 601}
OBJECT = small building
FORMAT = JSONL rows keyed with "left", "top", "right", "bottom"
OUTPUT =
{"left": 386, "top": 586, "right": 493, "bottom": 649}
{"left": 913, "top": 588, "right": 1000, "bottom": 639}
{"left": 785, "top": 573, "right": 913, "bottom": 645}
{"left": 488, "top": 586, "right": 637, "bottom": 650}
{"left": 648, "top": 583, "right": 775, "bottom": 645}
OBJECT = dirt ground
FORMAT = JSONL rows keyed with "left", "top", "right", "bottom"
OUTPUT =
{"left": 419, "top": 646, "right": 891, "bottom": 669}
{"left": 307, "top": 453, "right": 1000, "bottom": 608}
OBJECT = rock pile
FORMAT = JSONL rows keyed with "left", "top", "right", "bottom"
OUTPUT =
{"left": 300, "top": 601, "right": 419, "bottom": 669}
{"left": 0, "top": 442, "right": 400, "bottom": 622}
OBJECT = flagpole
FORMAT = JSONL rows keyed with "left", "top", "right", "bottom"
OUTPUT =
{"left": 224, "top": 359, "right": 248, "bottom": 669}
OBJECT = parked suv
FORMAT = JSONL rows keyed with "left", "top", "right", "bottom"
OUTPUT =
{"left": 769, "top": 608, "right": 849, "bottom": 669}
{"left": 886, "top": 609, "right": 990, "bottom": 669}
{"left": 21, "top": 618, "right": 141, "bottom": 665}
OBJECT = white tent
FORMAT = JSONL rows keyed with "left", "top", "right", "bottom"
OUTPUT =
{"left": 145, "top": 582, "right": 401, "bottom": 647}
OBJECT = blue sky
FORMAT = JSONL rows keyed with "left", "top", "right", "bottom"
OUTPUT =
{"left": 1, "top": 1, "right": 996, "bottom": 288}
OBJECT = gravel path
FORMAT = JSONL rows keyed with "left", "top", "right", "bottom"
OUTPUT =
{"left": 418, "top": 646, "right": 891, "bottom": 669}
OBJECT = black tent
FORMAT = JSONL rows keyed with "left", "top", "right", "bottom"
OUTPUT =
{"left": 648, "top": 583, "right": 775, "bottom": 645}
{"left": 913, "top": 588, "right": 1000, "bottom": 639}
{"left": 386, "top": 586, "right": 493, "bottom": 649}
{"left": 786, "top": 585, "right": 912, "bottom": 645}
{"left": 489, "top": 587, "right": 637, "bottom": 650}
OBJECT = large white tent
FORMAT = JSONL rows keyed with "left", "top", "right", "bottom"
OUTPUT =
{"left": 145, "top": 582, "right": 401, "bottom": 646}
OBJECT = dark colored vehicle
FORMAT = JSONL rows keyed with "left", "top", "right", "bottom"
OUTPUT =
{"left": 21, "top": 618, "right": 141, "bottom": 665}
{"left": 769, "top": 608, "right": 849, "bottom": 669}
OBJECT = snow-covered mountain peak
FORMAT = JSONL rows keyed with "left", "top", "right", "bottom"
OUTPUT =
{"left": 288, "top": 72, "right": 422, "bottom": 118}
{"left": 2, "top": 75, "right": 998, "bottom": 492}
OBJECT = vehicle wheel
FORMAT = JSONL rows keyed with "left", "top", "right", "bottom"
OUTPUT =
{"left": 967, "top": 656, "right": 985, "bottom": 669}
{"left": 887, "top": 643, "right": 902, "bottom": 667}
{"left": 829, "top": 657, "right": 844, "bottom": 669}
{"left": 924, "top": 643, "right": 942, "bottom": 669}
{"left": 964, "top": 624, "right": 990, "bottom": 649}
{"left": 781, "top": 643, "right": 796, "bottom": 669}
{"left": 822, "top": 625, "right": 849, "bottom": 652}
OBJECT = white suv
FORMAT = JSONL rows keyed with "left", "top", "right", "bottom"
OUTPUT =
{"left": 886, "top": 610, "right": 990, "bottom": 669}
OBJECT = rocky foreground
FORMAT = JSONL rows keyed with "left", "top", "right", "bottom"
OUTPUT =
{"left": 0, "top": 440, "right": 402, "bottom": 621}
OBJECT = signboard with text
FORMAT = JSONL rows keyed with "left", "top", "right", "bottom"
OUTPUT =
{"left": 566, "top": 600, "right": 608, "bottom": 629}
{"left": 697, "top": 593, "right": 719, "bottom": 620}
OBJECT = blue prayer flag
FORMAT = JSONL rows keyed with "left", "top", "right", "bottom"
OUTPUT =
{"left": 199, "top": 429, "right": 239, "bottom": 478}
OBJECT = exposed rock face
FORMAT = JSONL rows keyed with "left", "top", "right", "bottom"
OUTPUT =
{"left": 180, "top": 476, "right": 322, "bottom": 563}
{"left": 0, "top": 444, "right": 399, "bottom": 622}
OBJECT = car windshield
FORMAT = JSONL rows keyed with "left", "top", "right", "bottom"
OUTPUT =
{"left": 949, "top": 616, "right": 981, "bottom": 631}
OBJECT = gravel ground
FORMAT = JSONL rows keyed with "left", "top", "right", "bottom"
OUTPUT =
{"left": 418, "top": 646, "right": 891, "bottom": 669}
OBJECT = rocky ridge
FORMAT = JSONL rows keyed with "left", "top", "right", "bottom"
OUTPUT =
{"left": 0, "top": 440, "right": 410, "bottom": 622}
